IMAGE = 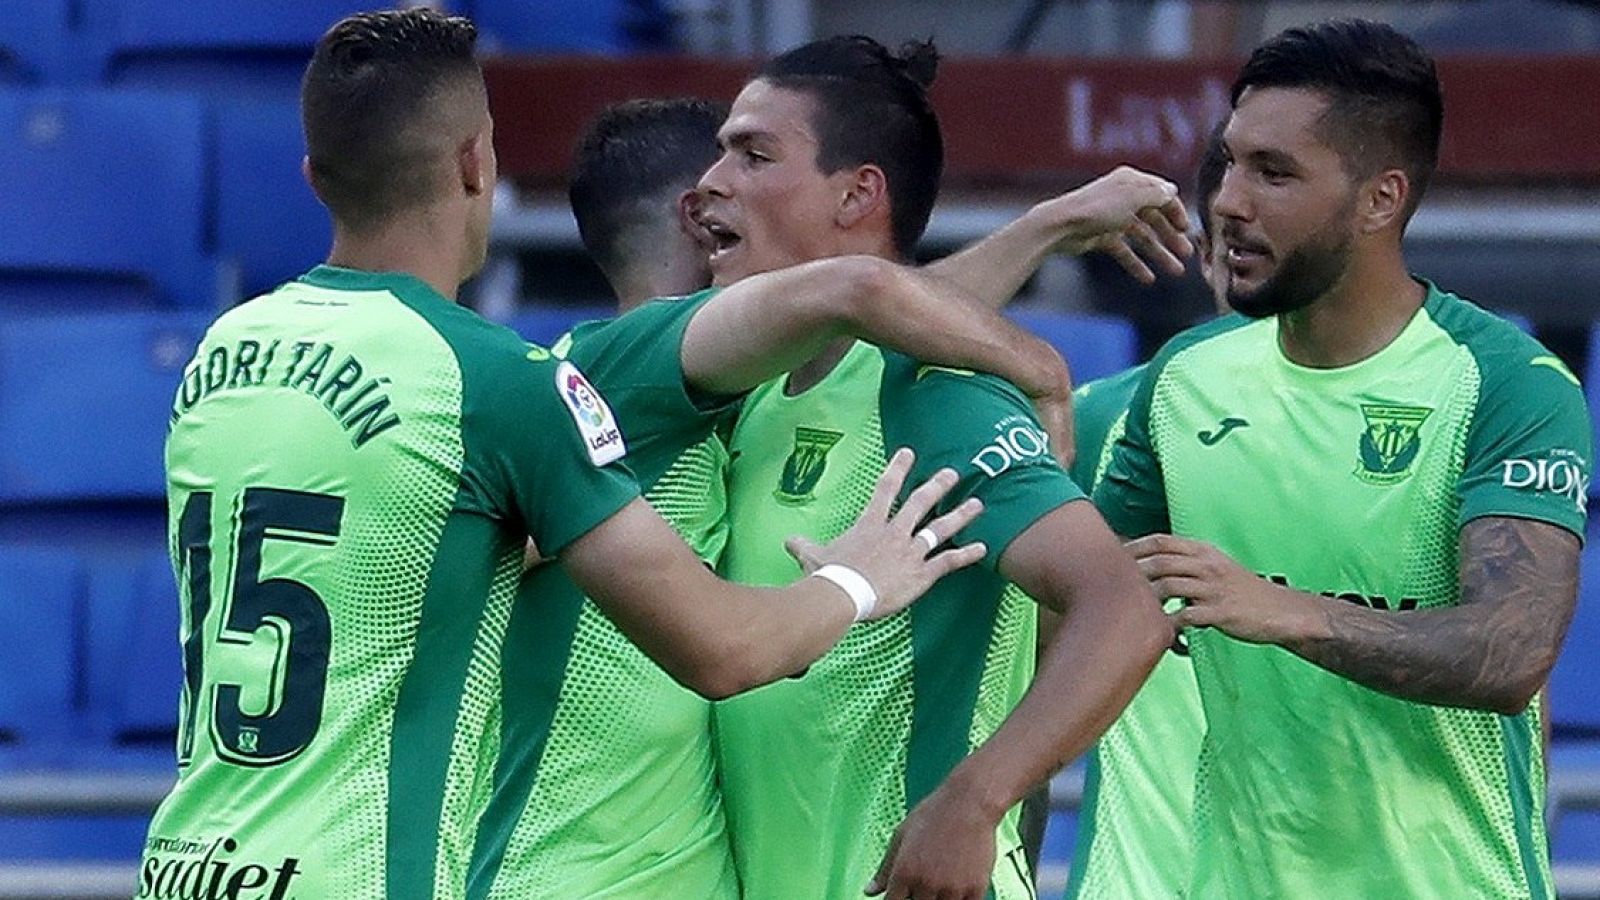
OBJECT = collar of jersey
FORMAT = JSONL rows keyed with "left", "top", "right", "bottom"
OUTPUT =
{"left": 1268, "top": 278, "right": 1444, "bottom": 383}
{"left": 298, "top": 264, "right": 445, "bottom": 303}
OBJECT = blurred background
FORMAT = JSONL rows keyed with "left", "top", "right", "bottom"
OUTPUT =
{"left": 4, "top": 1, "right": 1600, "bottom": 897}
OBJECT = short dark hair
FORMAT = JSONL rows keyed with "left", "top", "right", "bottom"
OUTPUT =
{"left": 1232, "top": 19, "right": 1442, "bottom": 220}
{"left": 302, "top": 9, "right": 482, "bottom": 231}
{"left": 757, "top": 35, "right": 943, "bottom": 258}
{"left": 1195, "top": 122, "right": 1228, "bottom": 239}
{"left": 568, "top": 98, "right": 728, "bottom": 278}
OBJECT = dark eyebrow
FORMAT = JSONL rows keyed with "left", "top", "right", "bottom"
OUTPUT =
{"left": 1247, "top": 148, "right": 1300, "bottom": 170}
{"left": 717, "top": 128, "right": 773, "bottom": 152}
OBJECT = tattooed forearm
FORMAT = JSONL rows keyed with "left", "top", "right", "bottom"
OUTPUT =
{"left": 1285, "top": 517, "right": 1578, "bottom": 714}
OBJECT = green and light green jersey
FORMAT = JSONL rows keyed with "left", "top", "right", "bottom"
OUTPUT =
{"left": 1063, "top": 363, "right": 1205, "bottom": 900}
{"left": 469, "top": 291, "right": 739, "bottom": 900}
{"left": 1095, "top": 282, "right": 1591, "bottom": 899}
{"left": 143, "top": 266, "right": 639, "bottom": 900}
{"left": 716, "top": 342, "right": 1084, "bottom": 900}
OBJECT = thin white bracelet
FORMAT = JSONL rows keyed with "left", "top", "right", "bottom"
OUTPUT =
{"left": 812, "top": 564, "right": 878, "bottom": 623}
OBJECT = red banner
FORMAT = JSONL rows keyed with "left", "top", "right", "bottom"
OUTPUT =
{"left": 484, "top": 55, "right": 1600, "bottom": 187}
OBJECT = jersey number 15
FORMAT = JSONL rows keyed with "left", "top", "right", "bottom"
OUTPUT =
{"left": 175, "top": 487, "right": 342, "bottom": 768}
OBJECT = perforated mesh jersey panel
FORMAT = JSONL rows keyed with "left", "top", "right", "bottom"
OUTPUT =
{"left": 488, "top": 435, "right": 731, "bottom": 897}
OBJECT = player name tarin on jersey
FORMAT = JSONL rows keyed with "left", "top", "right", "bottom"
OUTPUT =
{"left": 138, "top": 835, "right": 302, "bottom": 900}
{"left": 1355, "top": 403, "right": 1433, "bottom": 485}
{"left": 171, "top": 338, "right": 400, "bottom": 449}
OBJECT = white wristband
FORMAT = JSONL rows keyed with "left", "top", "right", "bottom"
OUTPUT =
{"left": 812, "top": 564, "right": 879, "bottom": 623}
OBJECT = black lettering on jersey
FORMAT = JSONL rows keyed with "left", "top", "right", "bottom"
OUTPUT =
{"left": 175, "top": 363, "right": 204, "bottom": 420}
{"left": 1260, "top": 572, "right": 1419, "bottom": 613}
{"left": 335, "top": 376, "right": 382, "bottom": 418}
{"left": 278, "top": 341, "right": 313, "bottom": 387}
{"left": 203, "top": 346, "right": 229, "bottom": 397}
{"left": 291, "top": 343, "right": 332, "bottom": 392}
{"left": 228, "top": 340, "right": 260, "bottom": 389}
{"left": 172, "top": 339, "right": 402, "bottom": 450}
{"left": 137, "top": 835, "right": 303, "bottom": 900}
{"left": 255, "top": 340, "right": 278, "bottom": 386}
{"left": 316, "top": 356, "right": 362, "bottom": 410}
{"left": 343, "top": 393, "right": 400, "bottom": 448}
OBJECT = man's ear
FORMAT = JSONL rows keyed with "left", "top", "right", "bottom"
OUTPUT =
{"left": 1359, "top": 168, "right": 1410, "bottom": 235}
{"left": 678, "top": 189, "right": 704, "bottom": 235}
{"left": 835, "top": 164, "right": 888, "bottom": 231}
{"left": 459, "top": 132, "right": 489, "bottom": 197}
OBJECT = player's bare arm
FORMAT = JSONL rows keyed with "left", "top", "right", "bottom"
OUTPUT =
{"left": 868, "top": 501, "right": 1171, "bottom": 900}
{"left": 560, "top": 449, "right": 987, "bottom": 699}
{"left": 1130, "top": 518, "right": 1579, "bottom": 715}
{"left": 680, "top": 254, "right": 1070, "bottom": 405}
{"left": 923, "top": 165, "right": 1194, "bottom": 306}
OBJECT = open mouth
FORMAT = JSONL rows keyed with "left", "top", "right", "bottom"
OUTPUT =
{"left": 696, "top": 211, "right": 743, "bottom": 265}
{"left": 1223, "top": 234, "right": 1271, "bottom": 273}
{"left": 705, "top": 222, "right": 742, "bottom": 263}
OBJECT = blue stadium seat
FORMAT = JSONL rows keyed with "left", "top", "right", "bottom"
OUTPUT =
{"left": 1550, "top": 528, "right": 1600, "bottom": 740}
{"left": 214, "top": 100, "right": 331, "bottom": 297}
{"left": 0, "top": 88, "right": 219, "bottom": 309}
{"left": 0, "top": 547, "right": 80, "bottom": 763}
{"left": 469, "top": 0, "right": 676, "bottom": 53}
{"left": 507, "top": 305, "right": 612, "bottom": 347}
{"left": 0, "top": 310, "right": 209, "bottom": 503}
{"left": 0, "top": 0, "right": 69, "bottom": 83}
{"left": 84, "top": 552, "right": 181, "bottom": 752}
{"left": 91, "top": 0, "right": 366, "bottom": 97}
{"left": 1007, "top": 310, "right": 1138, "bottom": 386}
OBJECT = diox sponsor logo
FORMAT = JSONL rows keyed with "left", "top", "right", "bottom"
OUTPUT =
{"left": 971, "top": 418, "right": 1051, "bottom": 477}
{"left": 1500, "top": 451, "right": 1589, "bottom": 514}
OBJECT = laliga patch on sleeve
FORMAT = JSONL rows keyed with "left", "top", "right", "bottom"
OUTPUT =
{"left": 555, "top": 361, "right": 626, "bottom": 466}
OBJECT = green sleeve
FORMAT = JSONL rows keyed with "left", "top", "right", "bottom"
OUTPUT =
{"left": 1069, "top": 364, "right": 1147, "bottom": 492}
{"left": 460, "top": 339, "right": 641, "bottom": 556}
{"left": 881, "top": 354, "right": 1085, "bottom": 569}
{"left": 559, "top": 289, "right": 741, "bottom": 488}
{"left": 1458, "top": 351, "right": 1592, "bottom": 539}
{"left": 1092, "top": 360, "right": 1170, "bottom": 539}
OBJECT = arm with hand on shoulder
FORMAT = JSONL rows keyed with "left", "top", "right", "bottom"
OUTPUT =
{"left": 559, "top": 449, "right": 988, "bottom": 699}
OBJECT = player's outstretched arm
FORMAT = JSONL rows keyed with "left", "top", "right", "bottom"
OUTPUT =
{"left": 680, "top": 254, "right": 1071, "bottom": 405}
{"left": 559, "top": 449, "right": 987, "bottom": 700}
{"left": 867, "top": 500, "right": 1171, "bottom": 900}
{"left": 1130, "top": 517, "right": 1579, "bottom": 715}
{"left": 924, "top": 165, "right": 1193, "bottom": 306}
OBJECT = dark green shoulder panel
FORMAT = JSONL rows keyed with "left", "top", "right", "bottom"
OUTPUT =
{"left": 1070, "top": 364, "right": 1147, "bottom": 491}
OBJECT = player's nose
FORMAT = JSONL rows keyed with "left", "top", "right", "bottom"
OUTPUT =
{"left": 697, "top": 153, "right": 734, "bottom": 198}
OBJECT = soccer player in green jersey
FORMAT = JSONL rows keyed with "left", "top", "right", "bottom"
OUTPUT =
{"left": 1062, "top": 127, "right": 1228, "bottom": 900}
{"left": 139, "top": 12, "right": 994, "bottom": 899}
{"left": 692, "top": 37, "right": 1203, "bottom": 900}
{"left": 472, "top": 99, "right": 1100, "bottom": 898}
{"left": 1099, "top": 20, "right": 1590, "bottom": 899}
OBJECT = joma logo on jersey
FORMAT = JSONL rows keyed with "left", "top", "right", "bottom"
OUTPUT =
{"left": 775, "top": 426, "right": 844, "bottom": 505}
{"left": 1501, "top": 452, "right": 1589, "bottom": 514}
{"left": 138, "top": 836, "right": 302, "bottom": 900}
{"left": 971, "top": 421, "right": 1051, "bottom": 477}
{"left": 1354, "top": 403, "right": 1432, "bottom": 485}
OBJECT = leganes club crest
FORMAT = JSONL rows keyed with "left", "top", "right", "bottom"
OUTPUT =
{"left": 1355, "top": 403, "right": 1432, "bottom": 485}
{"left": 775, "top": 426, "right": 844, "bottom": 505}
